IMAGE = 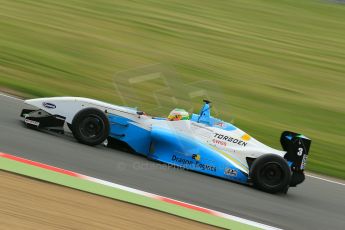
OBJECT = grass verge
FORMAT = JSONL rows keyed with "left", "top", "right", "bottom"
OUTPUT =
{"left": 0, "top": 156, "right": 262, "bottom": 230}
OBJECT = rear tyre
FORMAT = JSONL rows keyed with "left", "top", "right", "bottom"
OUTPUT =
{"left": 250, "top": 154, "right": 291, "bottom": 194}
{"left": 71, "top": 108, "right": 109, "bottom": 146}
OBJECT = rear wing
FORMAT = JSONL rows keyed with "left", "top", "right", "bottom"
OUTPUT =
{"left": 280, "top": 131, "right": 311, "bottom": 172}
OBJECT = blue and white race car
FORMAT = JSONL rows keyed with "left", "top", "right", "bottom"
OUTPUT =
{"left": 21, "top": 97, "right": 311, "bottom": 193}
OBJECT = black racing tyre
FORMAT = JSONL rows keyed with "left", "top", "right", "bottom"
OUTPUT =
{"left": 71, "top": 108, "right": 109, "bottom": 146}
{"left": 250, "top": 154, "right": 291, "bottom": 194}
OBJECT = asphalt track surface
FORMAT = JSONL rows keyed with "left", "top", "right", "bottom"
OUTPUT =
{"left": 0, "top": 95, "right": 344, "bottom": 230}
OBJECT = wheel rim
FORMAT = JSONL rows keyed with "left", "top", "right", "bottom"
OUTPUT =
{"left": 79, "top": 115, "right": 105, "bottom": 139}
{"left": 259, "top": 162, "right": 284, "bottom": 187}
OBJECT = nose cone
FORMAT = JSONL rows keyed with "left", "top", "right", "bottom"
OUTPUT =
{"left": 24, "top": 97, "right": 49, "bottom": 107}
{"left": 24, "top": 97, "right": 61, "bottom": 110}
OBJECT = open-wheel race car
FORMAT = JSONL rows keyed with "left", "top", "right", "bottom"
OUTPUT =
{"left": 21, "top": 97, "right": 311, "bottom": 193}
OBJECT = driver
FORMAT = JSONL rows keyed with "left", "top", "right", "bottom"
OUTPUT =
{"left": 167, "top": 109, "right": 190, "bottom": 121}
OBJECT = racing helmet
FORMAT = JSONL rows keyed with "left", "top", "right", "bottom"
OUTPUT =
{"left": 168, "top": 108, "right": 190, "bottom": 121}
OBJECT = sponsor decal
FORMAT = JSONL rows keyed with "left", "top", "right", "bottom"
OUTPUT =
{"left": 172, "top": 155, "right": 193, "bottom": 165}
{"left": 241, "top": 134, "right": 251, "bottom": 142}
{"left": 301, "top": 155, "right": 308, "bottom": 170}
{"left": 212, "top": 139, "right": 227, "bottom": 147}
{"left": 175, "top": 151, "right": 216, "bottom": 164}
{"left": 24, "top": 119, "right": 40, "bottom": 126}
{"left": 192, "top": 154, "right": 201, "bottom": 161}
{"left": 42, "top": 102, "right": 56, "bottom": 109}
{"left": 195, "top": 162, "right": 216, "bottom": 172}
{"left": 215, "top": 122, "right": 226, "bottom": 128}
{"left": 214, "top": 133, "right": 248, "bottom": 147}
{"left": 171, "top": 155, "right": 216, "bottom": 172}
{"left": 224, "top": 168, "right": 238, "bottom": 177}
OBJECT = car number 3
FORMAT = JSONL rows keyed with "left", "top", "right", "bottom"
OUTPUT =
{"left": 297, "top": 148, "right": 304, "bottom": 156}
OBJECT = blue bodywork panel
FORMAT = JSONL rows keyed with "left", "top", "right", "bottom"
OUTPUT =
{"left": 149, "top": 126, "right": 248, "bottom": 183}
{"left": 108, "top": 114, "right": 151, "bottom": 155}
{"left": 107, "top": 103, "right": 249, "bottom": 184}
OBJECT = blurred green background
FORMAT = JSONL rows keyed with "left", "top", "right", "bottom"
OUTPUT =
{"left": 1, "top": 0, "right": 344, "bottom": 179}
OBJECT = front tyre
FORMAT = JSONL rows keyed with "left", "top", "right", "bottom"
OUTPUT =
{"left": 250, "top": 154, "right": 291, "bottom": 194}
{"left": 71, "top": 108, "right": 109, "bottom": 146}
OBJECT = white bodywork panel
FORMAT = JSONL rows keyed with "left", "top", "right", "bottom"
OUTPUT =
{"left": 24, "top": 97, "right": 139, "bottom": 124}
